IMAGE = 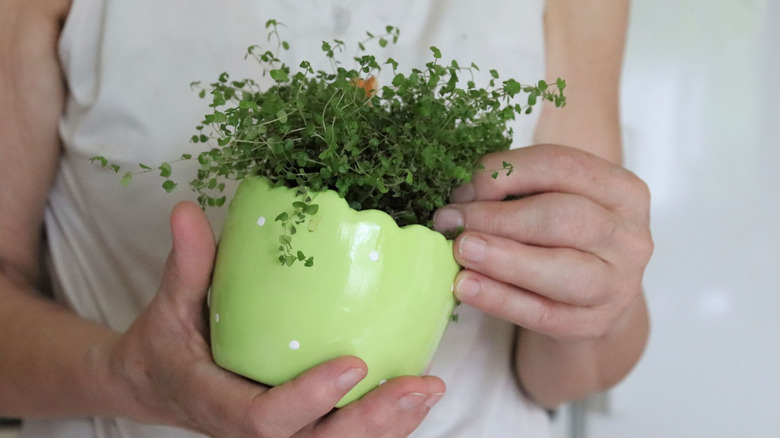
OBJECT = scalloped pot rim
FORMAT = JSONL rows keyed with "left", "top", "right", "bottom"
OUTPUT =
{"left": 237, "top": 175, "right": 452, "bottom": 247}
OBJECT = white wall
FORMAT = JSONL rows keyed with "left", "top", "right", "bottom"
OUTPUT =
{"left": 585, "top": 1, "right": 780, "bottom": 437}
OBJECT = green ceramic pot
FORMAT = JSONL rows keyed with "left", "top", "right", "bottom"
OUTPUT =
{"left": 210, "top": 176, "right": 460, "bottom": 406}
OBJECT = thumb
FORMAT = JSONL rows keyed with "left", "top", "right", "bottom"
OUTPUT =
{"left": 159, "top": 201, "right": 217, "bottom": 315}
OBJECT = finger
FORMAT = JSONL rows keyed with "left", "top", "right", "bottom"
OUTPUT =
{"left": 451, "top": 144, "right": 650, "bottom": 220}
{"left": 452, "top": 270, "right": 601, "bottom": 339}
{"left": 159, "top": 201, "right": 216, "bottom": 317}
{"left": 238, "top": 356, "right": 369, "bottom": 438}
{"left": 434, "top": 193, "right": 625, "bottom": 256}
{"left": 308, "top": 375, "right": 446, "bottom": 438}
{"left": 451, "top": 231, "right": 612, "bottom": 307}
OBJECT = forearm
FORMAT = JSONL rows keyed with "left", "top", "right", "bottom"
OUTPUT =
{"left": 535, "top": 0, "right": 630, "bottom": 165}
{"left": 511, "top": 0, "right": 650, "bottom": 408}
{"left": 0, "top": 0, "right": 120, "bottom": 417}
{"left": 514, "top": 293, "right": 649, "bottom": 408}
{"left": 0, "top": 271, "right": 120, "bottom": 418}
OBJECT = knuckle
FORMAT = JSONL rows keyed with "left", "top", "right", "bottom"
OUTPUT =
{"left": 530, "top": 299, "right": 561, "bottom": 335}
{"left": 245, "top": 408, "right": 283, "bottom": 438}
{"left": 582, "top": 318, "right": 609, "bottom": 339}
{"left": 547, "top": 195, "right": 598, "bottom": 246}
{"left": 634, "top": 232, "right": 655, "bottom": 265}
{"left": 245, "top": 398, "right": 291, "bottom": 438}
{"left": 621, "top": 170, "right": 652, "bottom": 216}
{"left": 537, "top": 145, "right": 585, "bottom": 179}
{"left": 355, "top": 402, "right": 394, "bottom": 434}
{"left": 482, "top": 283, "right": 512, "bottom": 317}
{"left": 302, "top": 381, "right": 337, "bottom": 408}
{"left": 493, "top": 289, "right": 511, "bottom": 315}
{"left": 631, "top": 173, "right": 652, "bottom": 203}
{"left": 467, "top": 203, "right": 503, "bottom": 236}
{"left": 555, "top": 252, "right": 602, "bottom": 304}
{"left": 620, "top": 226, "right": 655, "bottom": 267}
{"left": 572, "top": 271, "right": 602, "bottom": 306}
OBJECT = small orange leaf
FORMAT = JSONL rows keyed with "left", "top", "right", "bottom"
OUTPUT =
{"left": 352, "top": 76, "right": 378, "bottom": 98}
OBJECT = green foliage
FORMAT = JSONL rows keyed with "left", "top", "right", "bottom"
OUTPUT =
{"left": 274, "top": 189, "right": 317, "bottom": 267}
{"left": 184, "top": 21, "right": 564, "bottom": 227}
{"left": 91, "top": 21, "right": 565, "bottom": 266}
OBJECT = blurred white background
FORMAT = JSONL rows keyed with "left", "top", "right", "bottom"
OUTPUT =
{"left": 555, "top": 1, "right": 780, "bottom": 437}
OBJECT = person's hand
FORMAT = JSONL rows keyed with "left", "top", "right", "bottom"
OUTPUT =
{"left": 94, "top": 202, "right": 444, "bottom": 438}
{"left": 433, "top": 144, "right": 653, "bottom": 341}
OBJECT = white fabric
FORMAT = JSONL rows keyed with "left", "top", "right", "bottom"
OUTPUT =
{"left": 25, "top": 0, "right": 550, "bottom": 436}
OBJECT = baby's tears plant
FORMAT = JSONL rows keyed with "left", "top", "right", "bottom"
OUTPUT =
{"left": 92, "top": 20, "right": 565, "bottom": 266}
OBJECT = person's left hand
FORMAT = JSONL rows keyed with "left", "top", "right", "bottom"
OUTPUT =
{"left": 433, "top": 144, "right": 653, "bottom": 341}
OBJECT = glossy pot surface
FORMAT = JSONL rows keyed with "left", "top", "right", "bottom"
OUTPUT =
{"left": 210, "top": 177, "right": 459, "bottom": 405}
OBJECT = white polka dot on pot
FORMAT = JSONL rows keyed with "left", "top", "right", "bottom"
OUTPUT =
{"left": 288, "top": 340, "right": 301, "bottom": 350}
{"left": 369, "top": 251, "right": 379, "bottom": 262}
{"left": 215, "top": 313, "right": 220, "bottom": 323}
{"left": 256, "top": 216, "right": 266, "bottom": 226}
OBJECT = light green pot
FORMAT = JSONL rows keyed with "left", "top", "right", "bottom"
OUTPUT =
{"left": 210, "top": 177, "right": 459, "bottom": 406}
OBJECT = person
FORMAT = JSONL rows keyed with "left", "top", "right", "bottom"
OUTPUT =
{"left": 0, "top": 0, "right": 652, "bottom": 436}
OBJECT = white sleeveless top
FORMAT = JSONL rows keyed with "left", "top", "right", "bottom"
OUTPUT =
{"left": 25, "top": 0, "right": 550, "bottom": 436}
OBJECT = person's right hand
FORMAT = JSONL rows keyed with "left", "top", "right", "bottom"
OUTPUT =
{"left": 93, "top": 202, "right": 445, "bottom": 437}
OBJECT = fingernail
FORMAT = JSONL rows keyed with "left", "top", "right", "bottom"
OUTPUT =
{"left": 459, "top": 235, "right": 487, "bottom": 262}
{"left": 425, "top": 393, "right": 445, "bottom": 409}
{"left": 433, "top": 207, "right": 463, "bottom": 232}
{"left": 398, "top": 392, "right": 427, "bottom": 411}
{"left": 338, "top": 368, "right": 366, "bottom": 390}
{"left": 451, "top": 183, "right": 475, "bottom": 203}
{"left": 455, "top": 277, "right": 481, "bottom": 299}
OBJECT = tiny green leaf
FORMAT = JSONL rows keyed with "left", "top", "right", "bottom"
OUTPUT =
{"left": 385, "top": 57, "right": 398, "bottom": 70}
{"left": 211, "top": 111, "right": 227, "bottom": 124}
{"left": 90, "top": 156, "right": 108, "bottom": 167}
{"left": 270, "top": 69, "right": 289, "bottom": 82}
{"left": 120, "top": 171, "right": 133, "bottom": 187}
{"left": 159, "top": 162, "right": 172, "bottom": 178}
{"left": 307, "top": 215, "right": 321, "bottom": 232}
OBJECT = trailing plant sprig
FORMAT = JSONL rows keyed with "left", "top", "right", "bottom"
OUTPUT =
{"left": 274, "top": 188, "right": 318, "bottom": 267}
{"left": 91, "top": 20, "right": 565, "bottom": 267}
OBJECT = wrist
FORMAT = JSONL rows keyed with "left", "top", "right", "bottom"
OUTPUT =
{"left": 84, "top": 333, "right": 135, "bottom": 419}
